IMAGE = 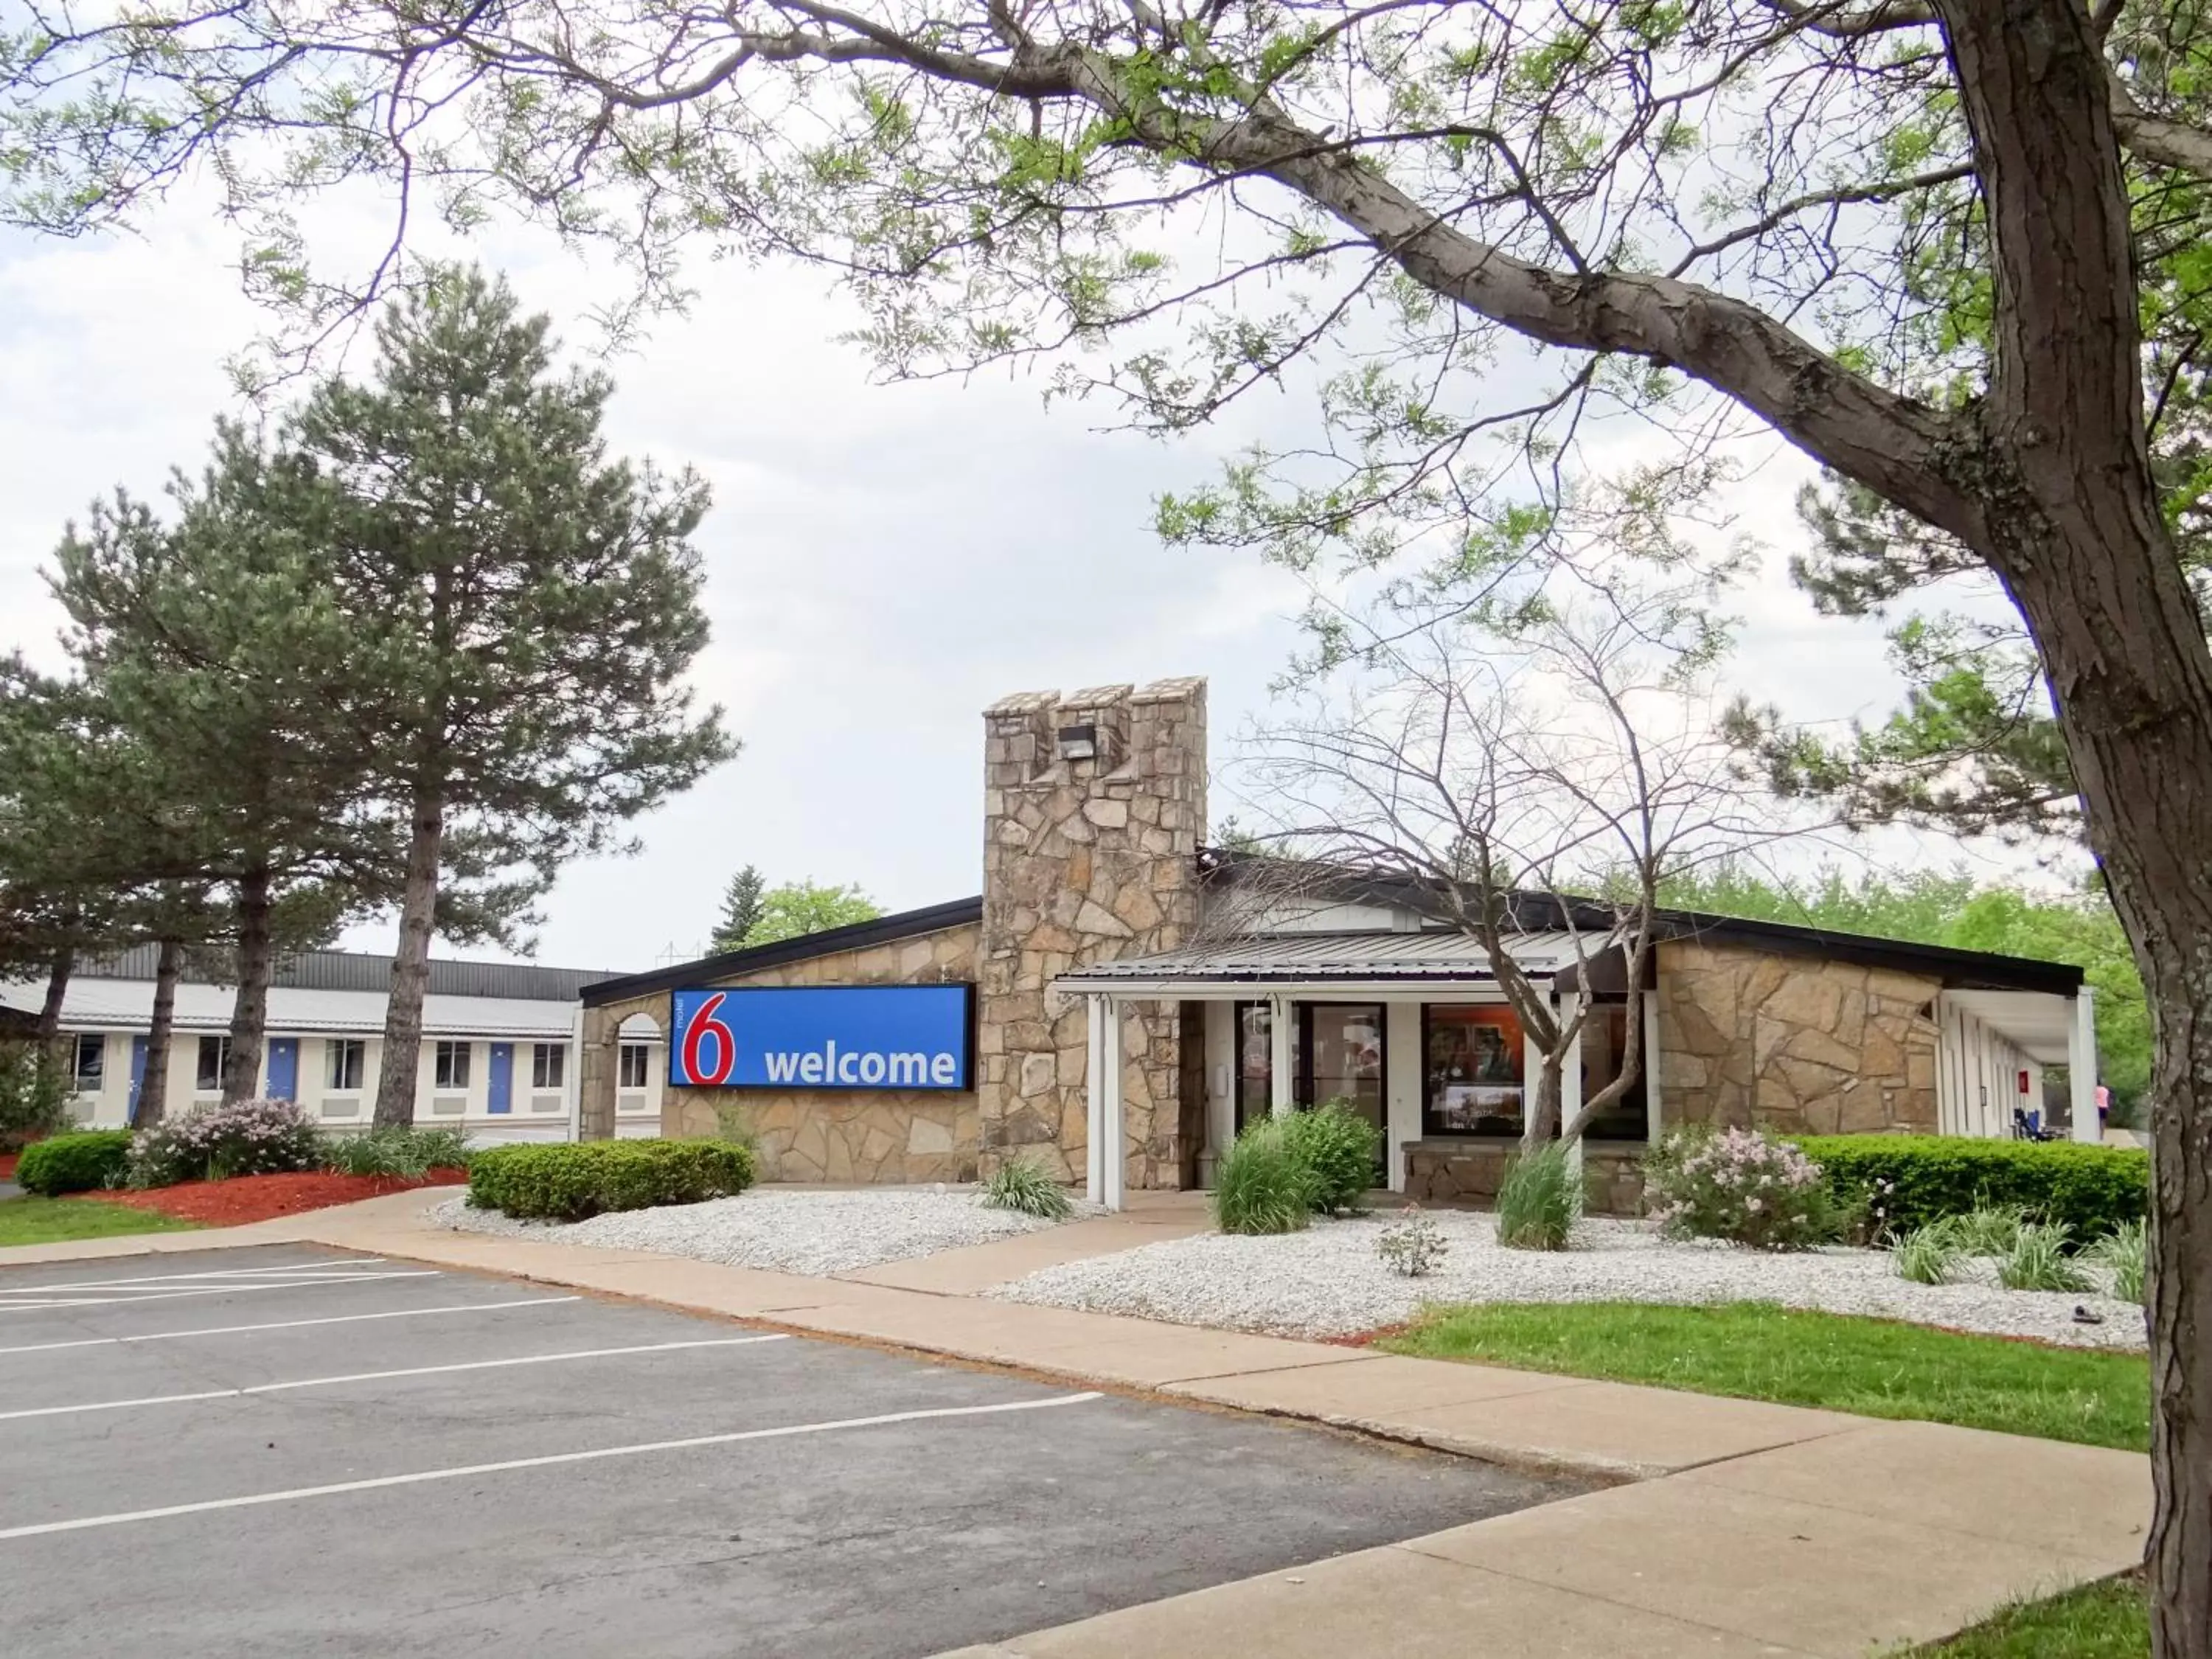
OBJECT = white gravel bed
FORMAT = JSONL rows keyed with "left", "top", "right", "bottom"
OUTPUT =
{"left": 434, "top": 1187, "right": 1098, "bottom": 1277}
{"left": 990, "top": 1211, "right": 2149, "bottom": 1352}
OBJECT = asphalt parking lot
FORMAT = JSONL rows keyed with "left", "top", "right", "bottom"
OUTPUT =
{"left": 0, "top": 1244, "right": 1580, "bottom": 1658}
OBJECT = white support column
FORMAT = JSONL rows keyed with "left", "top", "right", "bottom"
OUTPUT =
{"left": 1558, "top": 992, "right": 1585, "bottom": 1175}
{"left": 1268, "top": 993, "right": 1295, "bottom": 1119}
{"left": 1384, "top": 1001, "right": 1423, "bottom": 1192}
{"left": 2069, "top": 986, "right": 2101, "bottom": 1144}
{"left": 1102, "top": 997, "right": 1127, "bottom": 1210}
{"left": 1085, "top": 994, "right": 1108, "bottom": 1204}
{"left": 1641, "top": 987, "right": 1664, "bottom": 1147}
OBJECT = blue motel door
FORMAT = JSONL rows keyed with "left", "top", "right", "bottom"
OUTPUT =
{"left": 487, "top": 1043, "right": 513, "bottom": 1114}
{"left": 265, "top": 1038, "right": 299, "bottom": 1102}
{"left": 128, "top": 1036, "right": 147, "bottom": 1124}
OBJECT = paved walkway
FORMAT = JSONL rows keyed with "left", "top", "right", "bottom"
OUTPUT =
{"left": 1, "top": 1191, "right": 2151, "bottom": 1656}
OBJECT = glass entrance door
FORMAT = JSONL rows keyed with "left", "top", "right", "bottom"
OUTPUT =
{"left": 1299, "top": 1004, "right": 1386, "bottom": 1175}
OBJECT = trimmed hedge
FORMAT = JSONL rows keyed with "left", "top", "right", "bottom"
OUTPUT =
{"left": 466, "top": 1138, "right": 756, "bottom": 1222}
{"left": 1793, "top": 1135, "right": 2148, "bottom": 1241}
{"left": 15, "top": 1130, "right": 134, "bottom": 1196}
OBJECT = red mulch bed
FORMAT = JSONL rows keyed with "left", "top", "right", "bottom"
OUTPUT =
{"left": 81, "top": 1168, "right": 467, "bottom": 1226}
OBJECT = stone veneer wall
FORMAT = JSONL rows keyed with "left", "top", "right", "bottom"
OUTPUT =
{"left": 980, "top": 678, "right": 1206, "bottom": 1189}
{"left": 1405, "top": 1144, "right": 1647, "bottom": 1216}
{"left": 582, "top": 922, "right": 981, "bottom": 1183}
{"left": 1655, "top": 938, "right": 1941, "bottom": 1135}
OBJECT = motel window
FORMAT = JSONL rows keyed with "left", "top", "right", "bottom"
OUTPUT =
{"left": 327, "top": 1039, "right": 366, "bottom": 1092}
{"left": 1232, "top": 1003, "right": 1272, "bottom": 1133}
{"left": 1577, "top": 1001, "right": 1649, "bottom": 1141}
{"left": 532, "top": 1043, "right": 566, "bottom": 1089}
{"left": 1422, "top": 1005, "right": 1526, "bottom": 1136}
{"left": 434, "top": 1041, "right": 473, "bottom": 1090}
{"left": 72, "top": 1033, "right": 105, "bottom": 1093}
{"left": 619, "top": 1043, "right": 652, "bottom": 1090}
{"left": 196, "top": 1034, "right": 232, "bottom": 1094}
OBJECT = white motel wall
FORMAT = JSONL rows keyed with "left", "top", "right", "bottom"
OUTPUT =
{"left": 0, "top": 947, "right": 650, "bottom": 1144}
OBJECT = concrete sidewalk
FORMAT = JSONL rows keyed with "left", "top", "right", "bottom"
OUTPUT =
{"left": 2, "top": 1190, "right": 2151, "bottom": 1655}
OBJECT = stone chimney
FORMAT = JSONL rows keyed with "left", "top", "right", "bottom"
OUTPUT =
{"left": 979, "top": 677, "right": 1206, "bottom": 1188}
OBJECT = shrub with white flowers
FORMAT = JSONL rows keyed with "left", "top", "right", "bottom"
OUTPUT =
{"left": 128, "top": 1097, "right": 324, "bottom": 1188}
{"left": 1640, "top": 1126, "right": 1846, "bottom": 1251}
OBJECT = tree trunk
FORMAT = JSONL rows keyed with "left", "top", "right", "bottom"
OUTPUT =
{"left": 137, "top": 936, "right": 184, "bottom": 1128}
{"left": 35, "top": 940, "right": 74, "bottom": 1058}
{"left": 373, "top": 786, "right": 445, "bottom": 1129}
{"left": 223, "top": 866, "right": 274, "bottom": 1105}
{"left": 1520, "top": 1054, "right": 1563, "bottom": 1151}
{"left": 1935, "top": 4, "right": 2212, "bottom": 1649}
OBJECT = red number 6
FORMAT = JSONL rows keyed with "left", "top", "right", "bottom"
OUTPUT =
{"left": 682, "top": 993, "right": 737, "bottom": 1086}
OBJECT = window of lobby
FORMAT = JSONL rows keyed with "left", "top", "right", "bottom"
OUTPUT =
{"left": 1231, "top": 1001, "right": 1386, "bottom": 1137}
{"left": 1421, "top": 1001, "right": 1646, "bottom": 1141}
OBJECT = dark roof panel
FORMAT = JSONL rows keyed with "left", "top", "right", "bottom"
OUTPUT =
{"left": 580, "top": 897, "right": 984, "bottom": 1007}
{"left": 77, "top": 945, "right": 622, "bottom": 1002}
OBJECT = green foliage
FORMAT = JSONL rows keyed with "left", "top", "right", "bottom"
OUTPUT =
{"left": 1382, "top": 1301, "right": 2150, "bottom": 1453}
{"left": 1794, "top": 1135, "right": 2147, "bottom": 1243}
{"left": 1949, "top": 1203, "right": 2031, "bottom": 1256}
{"left": 319, "top": 1126, "right": 471, "bottom": 1178}
{"left": 0, "top": 1044, "right": 72, "bottom": 1149}
{"left": 465, "top": 1138, "right": 754, "bottom": 1222}
{"left": 1211, "top": 1119, "right": 1314, "bottom": 1235}
{"left": 14, "top": 1129, "right": 133, "bottom": 1195}
{"left": 1998, "top": 1222, "right": 2093, "bottom": 1294}
{"left": 2085, "top": 1220, "right": 2149, "bottom": 1306}
{"left": 0, "top": 1195, "right": 203, "bottom": 1246}
{"left": 979, "top": 1155, "right": 1074, "bottom": 1220}
{"left": 1905, "top": 1577, "right": 2146, "bottom": 1659}
{"left": 1642, "top": 1127, "right": 1846, "bottom": 1250}
{"left": 1495, "top": 1143, "right": 1582, "bottom": 1251}
{"left": 1277, "top": 1100, "right": 1380, "bottom": 1214}
{"left": 709, "top": 863, "right": 766, "bottom": 953}
{"left": 1377, "top": 1208, "right": 1449, "bottom": 1276}
{"left": 740, "top": 881, "right": 883, "bottom": 947}
{"left": 1893, "top": 1224, "right": 1964, "bottom": 1287}
{"left": 128, "top": 1097, "right": 323, "bottom": 1186}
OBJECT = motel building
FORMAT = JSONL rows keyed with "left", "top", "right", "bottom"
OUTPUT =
{"left": 1, "top": 947, "right": 628, "bottom": 1141}
{"left": 574, "top": 677, "right": 2101, "bottom": 1211}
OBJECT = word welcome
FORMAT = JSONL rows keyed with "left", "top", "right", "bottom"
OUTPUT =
{"left": 761, "top": 1044, "right": 961, "bottom": 1087}
{"left": 669, "top": 983, "right": 973, "bottom": 1091}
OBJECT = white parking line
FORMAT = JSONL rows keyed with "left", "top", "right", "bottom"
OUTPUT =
{"left": 0, "top": 1392, "right": 1105, "bottom": 1540}
{"left": 0, "top": 1295, "right": 586, "bottom": 1357}
{"left": 0, "top": 1335, "right": 793, "bottom": 1422}
{"left": 0, "top": 1259, "right": 394, "bottom": 1294}
{"left": 0, "top": 1272, "right": 442, "bottom": 1314}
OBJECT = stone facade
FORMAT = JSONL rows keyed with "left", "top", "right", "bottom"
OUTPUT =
{"left": 1404, "top": 1142, "right": 1647, "bottom": 1215}
{"left": 1655, "top": 939, "right": 1941, "bottom": 1135}
{"left": 980, "top": 679, "right": 1206, "bottom": 1189}
{"left": 585, "top": 922, "right": 981, "bottom": 1183}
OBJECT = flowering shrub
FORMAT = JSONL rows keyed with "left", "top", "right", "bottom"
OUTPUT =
{"left": 1377, "top": 1208, "right": 1449, "bottom": 1277}
{"left": 1641, "top": 1127, "right": 1846, "bottom": 1251}
{"left": 128, "top": 1098, "right": 323, "bottom": 1188}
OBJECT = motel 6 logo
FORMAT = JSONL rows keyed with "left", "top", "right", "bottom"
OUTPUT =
{"left": 678, "top": 992, "right": 740, "bottom": 1086}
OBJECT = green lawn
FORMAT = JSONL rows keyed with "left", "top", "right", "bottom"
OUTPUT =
{"left": 1907, "top": 1576, "right": 2146, "bottom": 1656}
{"left": 0, "top": 1195, "right": 204, "bottom": 1247}
{"left": 1380, "top": 1301, "right": 2149, "bottom": 1452}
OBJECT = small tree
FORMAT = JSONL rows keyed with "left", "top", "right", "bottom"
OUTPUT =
{"left": 1243, "top": 586, "right": 1801, "bottom": 1152}
{"left": 283, "top": 270, "right": 734, "bottom": 1128}
{"left": 709, "top": 865, "right": 766, "bottom": 953}
{"left": 741, "top": 882, "right": 883, "bottom": 948}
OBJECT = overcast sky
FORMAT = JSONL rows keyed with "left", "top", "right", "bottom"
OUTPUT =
{"left": 0, "top": 196, "right": 2042, "bottom": 975}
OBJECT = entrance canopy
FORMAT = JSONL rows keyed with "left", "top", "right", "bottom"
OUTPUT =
{"left": 1052, "top": 928, "right": 1591, "bottom": 998}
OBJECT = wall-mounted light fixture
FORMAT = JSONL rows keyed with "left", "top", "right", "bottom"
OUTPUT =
{"left": 1056, "top": 723, "right": 1097, "bottom": 761}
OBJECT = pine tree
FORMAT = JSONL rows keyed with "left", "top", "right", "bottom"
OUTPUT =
{"left": 287, "top": 269, "right": 734, "bottom": 1127}
{"left": 709, "top": 865, "right": 765, "bottom": 953}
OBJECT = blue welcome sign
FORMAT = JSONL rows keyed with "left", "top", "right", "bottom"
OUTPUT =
{"left": 668, "top": 984, "right": 974, "bottom": 1091}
